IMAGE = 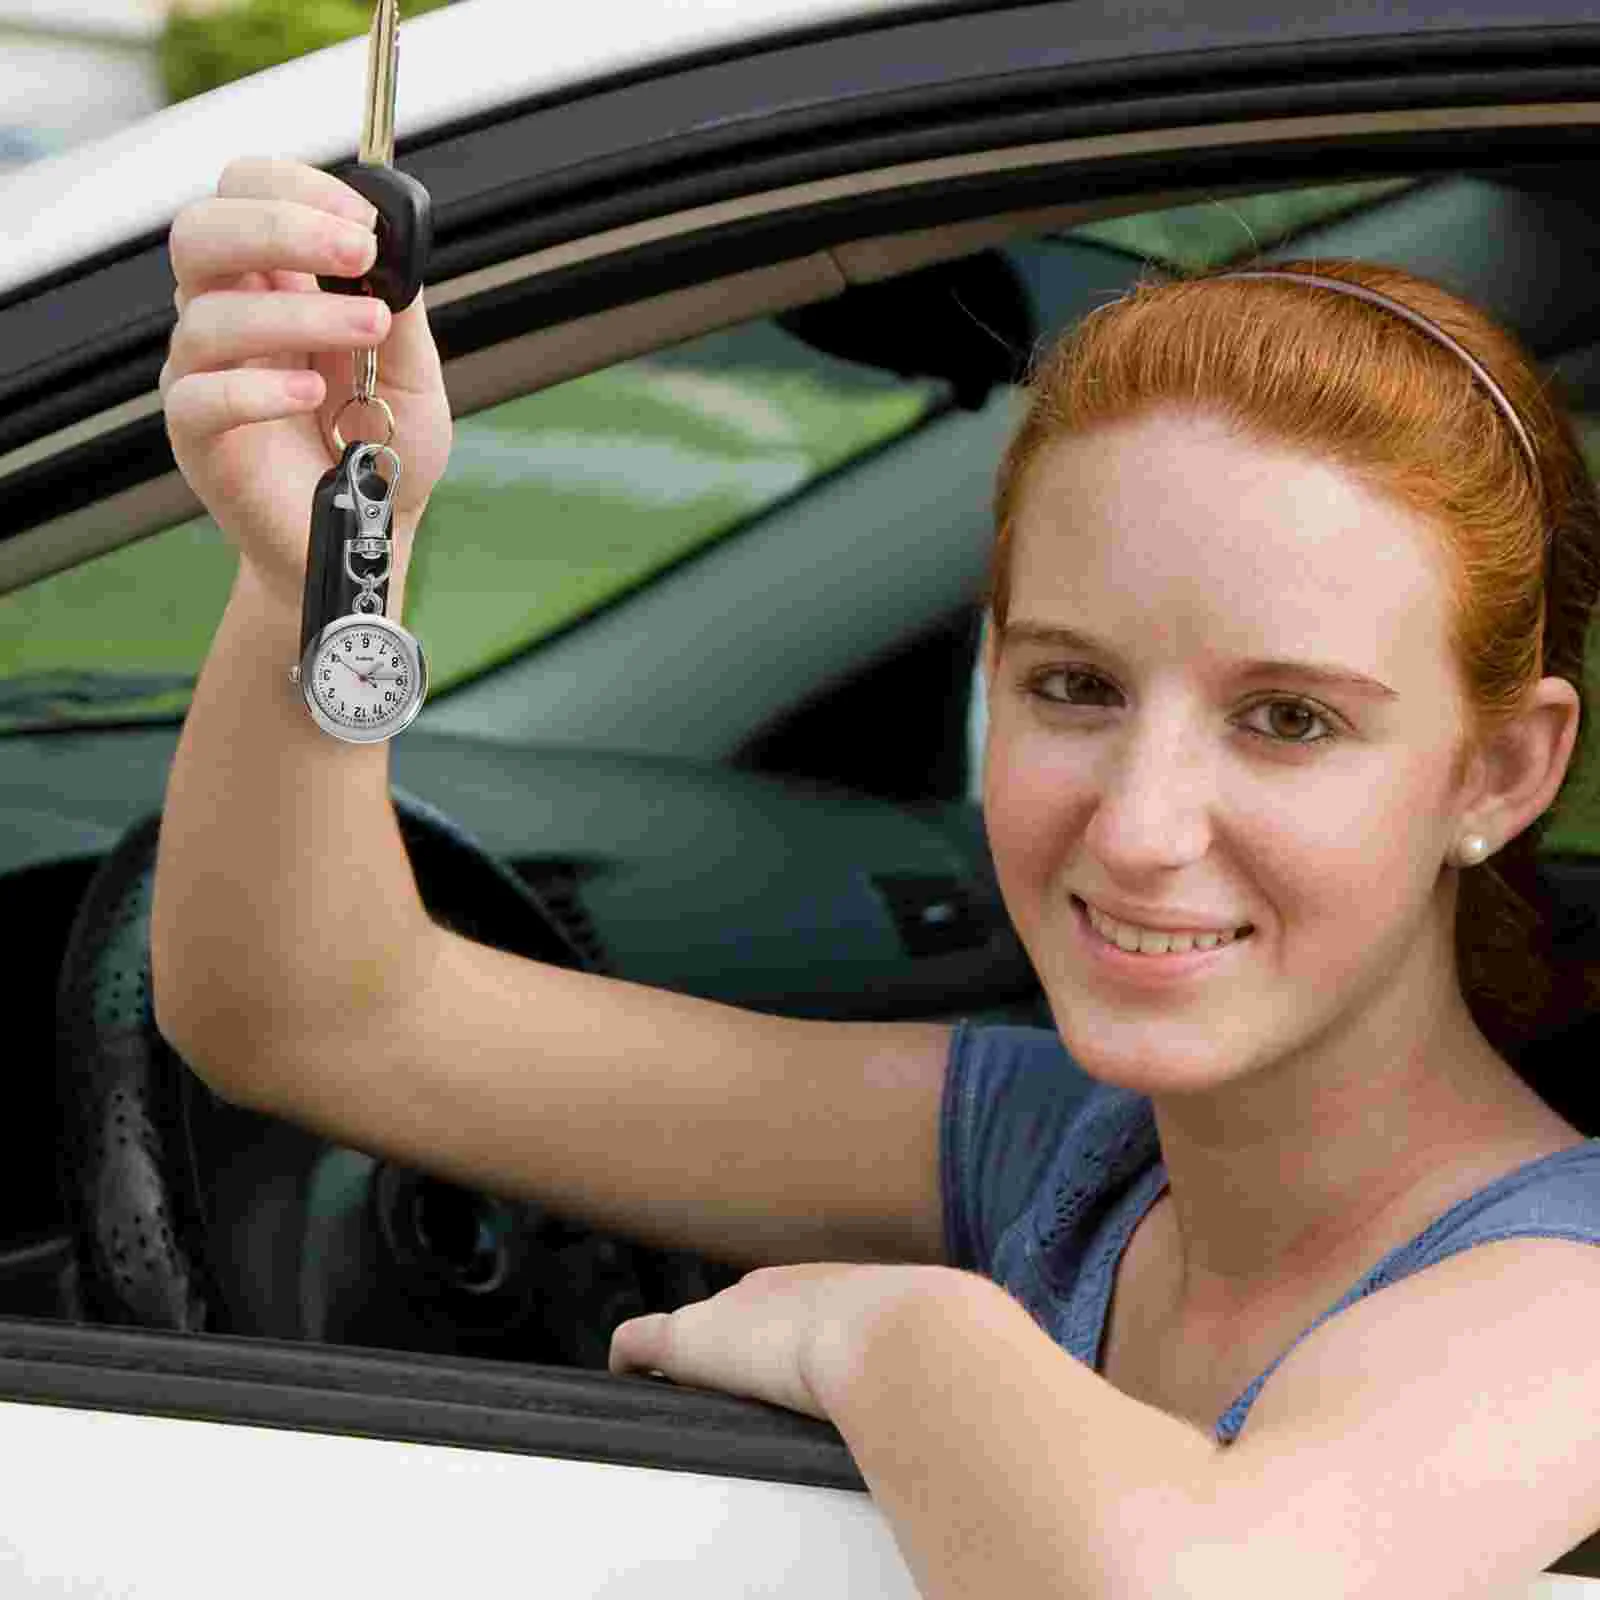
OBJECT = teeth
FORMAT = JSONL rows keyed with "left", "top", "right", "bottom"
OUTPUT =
{"left": 1086, "top": 902, "right": 1243, "bottom": 956}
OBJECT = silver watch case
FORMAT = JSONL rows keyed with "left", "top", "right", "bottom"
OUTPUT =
{"left": 293, "top": 615, "right": 429, "bottom": 744}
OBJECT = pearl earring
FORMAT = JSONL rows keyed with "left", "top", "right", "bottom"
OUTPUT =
{"left": 1456, "top": 834, "right": 1490, "bottom": 867}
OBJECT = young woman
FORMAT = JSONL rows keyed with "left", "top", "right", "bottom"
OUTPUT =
{"left": 153, "top": 158, "right": 1600, "bottom": 1595}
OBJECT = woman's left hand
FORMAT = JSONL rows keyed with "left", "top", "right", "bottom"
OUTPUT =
{"left": 608, "top": 1262, "right": 962, "bottom": 1422}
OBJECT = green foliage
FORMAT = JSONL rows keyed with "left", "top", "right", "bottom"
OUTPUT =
{"left": 160, "top": 0, "right": 456, "bottom": 104}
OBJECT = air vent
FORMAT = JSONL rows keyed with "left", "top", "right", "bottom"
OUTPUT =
{"left": 872, "top": 874, "right": 990, "bottom": 959}
{"left": 511, "top": 859, "right": 610, "bottom": 972}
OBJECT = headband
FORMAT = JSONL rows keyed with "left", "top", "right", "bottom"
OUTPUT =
{"left": 1217, "top": 269, "right": 1540, "bottom": 483}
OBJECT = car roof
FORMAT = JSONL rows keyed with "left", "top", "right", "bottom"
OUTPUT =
{"left": 9, "top": 0, "right": 1600, "bottom": 303}
{"left": 1, "top": 0, "right": 935, "bottom": 298}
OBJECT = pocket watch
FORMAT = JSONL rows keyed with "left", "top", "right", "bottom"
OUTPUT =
{"left": 291, "top": 440, "right": 428, "bottom": 744}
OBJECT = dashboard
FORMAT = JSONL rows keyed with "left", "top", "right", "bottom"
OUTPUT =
{"left": 6, "top": 723, "right": 1041, "bottom": 1017}
{"left": 6, "top": 722, "right": 1047, "bottom": 1324}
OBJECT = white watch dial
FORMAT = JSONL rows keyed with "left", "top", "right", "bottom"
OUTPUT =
{"left": 305, "top": 619, "right": 423, "bottom": 739}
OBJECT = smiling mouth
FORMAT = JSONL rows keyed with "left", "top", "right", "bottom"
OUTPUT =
{"left": 1072, "top": 894, "right": 1254, "bottom": 955}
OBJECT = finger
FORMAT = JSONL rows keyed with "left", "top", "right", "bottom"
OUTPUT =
{"left": 168, "top": 289, "right": 389, "bottom": 381}
{"left": 174, "top": 269, "right": 270, "bottom": 319}
{"left": 370, "top": 284, "right": 444, "bottom": 398}
{"left": 267, "top": 267, "right": 321, "bottom": 295}
{"left": 608, "top": 1315, "right": 672, "bottom": 1377}
{"left": 183, "top": 267, "right": 319, "bottom": 319}
{"left": 171, "top": 197, "right": 377, "bottom": 294}
{"left": 162, "top": 366, "right": 325, "bottom": 438}
{"left": 168, "top": 275, "right": 299, "bottom": 390}
{"left": 216, "top": 156, "right": 379, "bottom": 229}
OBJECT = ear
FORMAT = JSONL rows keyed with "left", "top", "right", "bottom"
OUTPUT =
{"left": 1457, "top": 677, "right": 1583, "bottom": 852}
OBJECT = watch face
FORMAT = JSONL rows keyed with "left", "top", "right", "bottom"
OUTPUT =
{"left": 303, "top": 618, "right": 426, "bottom": 742}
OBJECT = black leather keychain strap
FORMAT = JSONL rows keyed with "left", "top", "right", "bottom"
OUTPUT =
{"left": 298, "top": 445, "right": 395, "bottom": 661}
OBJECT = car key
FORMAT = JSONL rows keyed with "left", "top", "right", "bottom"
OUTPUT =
{"left": 317, "top": 0, "right": 431, "bottom": 314}
{"left": 321, "top": 0, "right": 416, "bottom": 455}
{"left": 292, "top": 0, "right": 431, "bottom": 743}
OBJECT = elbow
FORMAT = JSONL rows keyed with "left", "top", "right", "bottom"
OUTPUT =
{"left": 155, "top": 1006, "right": 296, "bottom": 1119}
{"left": 149, "top": 928, "right": 284, "bottom": 1115}
{"left": 150, "top": 979, "right": 266, "bottom": 1113}
{"left": 149, "top": 919, "right": 202, "bottom": 1078}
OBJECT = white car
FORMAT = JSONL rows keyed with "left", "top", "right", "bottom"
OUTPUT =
{"left": 4, "top": 1, "right": 1600, "bottom": 1593}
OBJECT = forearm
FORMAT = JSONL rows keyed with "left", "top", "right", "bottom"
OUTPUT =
{"left": 824, "top": 1274, "right": 1226, "bottom": 1599}
{"left": 151, "top": 532, "right": 435, "bottom": 1101}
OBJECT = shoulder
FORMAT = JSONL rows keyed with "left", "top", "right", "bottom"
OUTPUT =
{"left": 944, "top": 1020, "right": 1101, "bottom": 1134}
{"left": 944, "top": 1020, "right": 1117, "bottom": 1139}
{"left": 1396, "top": 1139, "right": 1600, "bottom": 1273}
{"left": 1221, "top": 1233, "right": 1600, "bottom": 1590}
{"left": 948, "top": 1019, "right": 1078, "bottom": 1073}
{"left": 942, "top": 1020, "right": 1113, "bottom": 1274}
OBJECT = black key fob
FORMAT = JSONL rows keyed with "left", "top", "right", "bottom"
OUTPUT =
{"left": 299, "top": 443, "right": 396, "bottom": 662}
{"left": 317, "top": 164, "right": 431, "bottom": 313}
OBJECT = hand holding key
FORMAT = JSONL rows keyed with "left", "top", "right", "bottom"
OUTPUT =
{"left": 162, "top": 155, "right": 450, "bottom": 610}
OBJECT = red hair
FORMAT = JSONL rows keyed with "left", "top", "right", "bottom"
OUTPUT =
{"left": 990, "top": 258, "right": 1600, "bottom": 1077}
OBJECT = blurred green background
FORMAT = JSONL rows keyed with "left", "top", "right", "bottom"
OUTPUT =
{"left": 160, "top": 0, "right": 459, "bottom": 103}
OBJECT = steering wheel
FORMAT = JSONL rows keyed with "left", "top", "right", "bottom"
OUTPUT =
{"left": 54, "top": 786, "right": 739, "bottom": 1365}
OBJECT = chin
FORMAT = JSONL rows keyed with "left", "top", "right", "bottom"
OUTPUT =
{"left": 1067, "top": 1039, "right": 1244, "bottom": 1100}
{"left": 1040, "top": 980, "right": 1264, "bottom": 1099}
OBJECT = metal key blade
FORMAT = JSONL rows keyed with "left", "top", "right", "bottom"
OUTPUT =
{"left": 359, "top": 0, "right": 400, "bottom": 168}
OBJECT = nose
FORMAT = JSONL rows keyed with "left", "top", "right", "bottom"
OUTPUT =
{"left": 1081, "top": 704, "right": 1214, "bottom": 877}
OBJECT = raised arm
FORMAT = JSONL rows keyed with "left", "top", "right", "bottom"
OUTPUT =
{"left": 150, "top": 158, "right": 954, "bottom": 1274}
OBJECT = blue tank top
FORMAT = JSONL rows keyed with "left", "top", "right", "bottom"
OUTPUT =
{"left": 939, "top": 1021, "right": 1600, "bottom": 1446}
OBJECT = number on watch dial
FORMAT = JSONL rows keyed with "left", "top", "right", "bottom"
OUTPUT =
{"left": 312, "top": 620, "right": 416, "bottom": 733}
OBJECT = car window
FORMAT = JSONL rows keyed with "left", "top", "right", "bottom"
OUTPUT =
{"left": 0, "top": 177, "right": 1456, "bottom": 740}
{"left": 0, "top": 322, "right": 944, "bottom": 735}
{"left": 1067, "top": 178, "right": 1417, "bottom": 271}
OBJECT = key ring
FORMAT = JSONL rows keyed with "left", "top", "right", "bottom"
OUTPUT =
{"left": 330, "top": 392, "right": 396, "bottom": 455}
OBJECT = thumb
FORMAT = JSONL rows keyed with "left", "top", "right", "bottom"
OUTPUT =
{"left": 374, "top": 285, "right": 445, "bottom": 397}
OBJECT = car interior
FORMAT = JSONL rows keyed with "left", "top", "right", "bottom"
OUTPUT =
{"left": 5, "top": 164, "right": 1600, "bottom": 1542}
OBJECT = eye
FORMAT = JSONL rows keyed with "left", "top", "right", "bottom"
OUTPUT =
{"left": 1023, "top": 666, "right": 1117, "bottom": 707}
{"left": 1237, "top": 696, "right": 1339, "bottom": 746}
{"left": 1021, "top": 668, "right": 1340, "bottom": 747}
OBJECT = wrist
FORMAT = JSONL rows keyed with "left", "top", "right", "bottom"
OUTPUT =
{"left": 802, "top": 1266, "right": 979, "bottom": 1422}
{"left": 231, "top": 556, "right": 304, "bottom": 625}
{"left": 232, "top": 535, "right": 413, "bottom": 646}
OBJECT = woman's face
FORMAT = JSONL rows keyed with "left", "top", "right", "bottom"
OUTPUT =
{"left": 983, "top": 406, "right": 1478, "bottom": 1098}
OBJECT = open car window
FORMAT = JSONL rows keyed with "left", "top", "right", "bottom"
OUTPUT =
{"left": 0, "top": 175, "right": 1447, "bottom": 740}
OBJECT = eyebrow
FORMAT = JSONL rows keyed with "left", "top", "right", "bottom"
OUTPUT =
{"left": 997, "top": 621, "right": 1399, "bottom": 700}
